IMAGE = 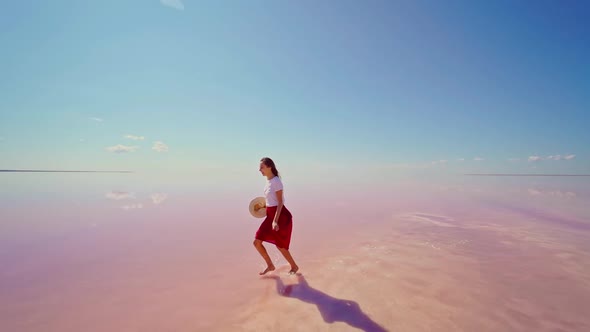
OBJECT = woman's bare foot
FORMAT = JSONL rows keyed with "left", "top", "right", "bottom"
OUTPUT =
{"left": 288, "top": 265, "right": 299, "bottom": 275}
{"left": 259, "top": 265, "right": 275, "bottom": 275}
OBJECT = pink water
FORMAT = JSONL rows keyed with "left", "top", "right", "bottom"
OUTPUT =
{"left": 1, "top": 175, "right": 589, "bottom": 331}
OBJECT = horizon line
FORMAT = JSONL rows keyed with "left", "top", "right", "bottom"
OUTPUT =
{"left": 463, "top": 173, "right": 590, "bottom": 177}
{"left": 0, "top": 169, "right": 134, "bottom": 173}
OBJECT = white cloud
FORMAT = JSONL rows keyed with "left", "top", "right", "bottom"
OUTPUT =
{"left": 547, "top": 155, "right": 562, "bottom": 160}
{"left": 160, "top": 0, "right": 184, "bottom": 10}
{"left": 457, "top": 158, "right": 465, "bottom": 162}
{"left": 152, "top": 141, "right": 169, "bottom": 152}
{"left": 151, "top": 193, "right": 168, "bottom": 205}
{"left": 508, "top": 158, "right": 520, "bottom": 161}
{"left": 105, "top": 191, "right": 135, "bottom": 200}
{"left": 383, "top": 163, "right": 412, "bottom": 169}
{"left": 90, "top": 117, "right": 103, "bottom": 122}
{"left": 377, "top": 162, "right": 431, "bottom": 170}
{"left": 564, "top": 154, "right": 576, "bottom": 160}
{"left": 473, "top": 157, "right": 484, "bottom": 161}
{"left": 431, "top": 160, "right": 448, "bottom": 166}
{"left": 528, "top": 154, "right": 575, "bottom": 162}
{"left": 105, "top": 144, "right": 139, "bottom": 153}
{"left": 121, "top": 203, "right": 143, "bottom": 210}
{"left": 79, "top": 138, "right": 85, "bottom": 142}
{"left": 381, "top": 159, "right": 453, "bottom": 169}
{"left": 124, "top": 134, "right": 145, "bottom": 141}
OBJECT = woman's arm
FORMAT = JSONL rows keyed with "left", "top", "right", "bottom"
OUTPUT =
{"left": 272, "top": 189, "right": 284, "bottom": 230}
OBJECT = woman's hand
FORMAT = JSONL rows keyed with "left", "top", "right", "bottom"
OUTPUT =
{"left": 272, "top": 221, "right": 279, "bottom": 231}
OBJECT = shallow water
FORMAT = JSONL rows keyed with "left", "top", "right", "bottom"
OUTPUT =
{"left": 1, "top": 174, "right": 589, "bottom": 331}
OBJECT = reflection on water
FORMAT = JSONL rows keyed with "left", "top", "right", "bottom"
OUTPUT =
{"left": 527, "top": 188, "right": 577, "bottom": 198}
{"left": 102, "top": 190, "right": 168, "bottom": 210}
{"left": 1, "top": 175, "right": 589, "bottom": 331}
{"left": 105, "top": 191, "right": 135, "bottom": 200}
{"left": 150, "top": 193, "right": 168, "bottom": 205}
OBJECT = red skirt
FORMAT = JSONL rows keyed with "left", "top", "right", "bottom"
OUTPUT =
{"left": 255, "top": 205, "right": 293, "bottom": 250}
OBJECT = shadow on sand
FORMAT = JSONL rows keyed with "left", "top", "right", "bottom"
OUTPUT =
{"left": 262, "top": 274, "right": 389, "bottom": 332}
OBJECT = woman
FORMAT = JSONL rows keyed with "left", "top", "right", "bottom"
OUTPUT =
{"left": 253, "top": 157, "right": 299, "bottom": 275}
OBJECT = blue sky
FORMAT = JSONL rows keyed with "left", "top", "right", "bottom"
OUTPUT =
{"left": 1, "top": 0, "right": 588, "bottom": 176}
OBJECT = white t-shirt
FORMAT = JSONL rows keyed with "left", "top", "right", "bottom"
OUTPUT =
{"left": 264, "top": 176, "right": 284, "bottom": 207}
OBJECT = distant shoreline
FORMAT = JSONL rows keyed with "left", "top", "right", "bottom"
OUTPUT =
{"left": 464, "top": 174, "right": 590, "bottom": 177}
{"left": 0, "top": 170, "right": 133, "bottom": 173}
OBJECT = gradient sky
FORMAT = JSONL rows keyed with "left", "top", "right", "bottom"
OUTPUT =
{"left": 1, "top": 0, "right": 589, "bottom": 178}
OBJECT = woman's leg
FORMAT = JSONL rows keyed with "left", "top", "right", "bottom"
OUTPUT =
{"left": 277, "top": 247, "right": 299, "bottom": 273}
{"left": 254, "top": 239, "right": 275, "bottom": 274}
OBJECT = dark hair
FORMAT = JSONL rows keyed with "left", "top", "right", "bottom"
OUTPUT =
{"left": 260, "top": 157, "right": 280, "bottom": 177}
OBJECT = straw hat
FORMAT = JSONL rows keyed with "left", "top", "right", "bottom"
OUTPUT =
{"left": 249, "top": 196, "right": 267, "bottom": 218}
